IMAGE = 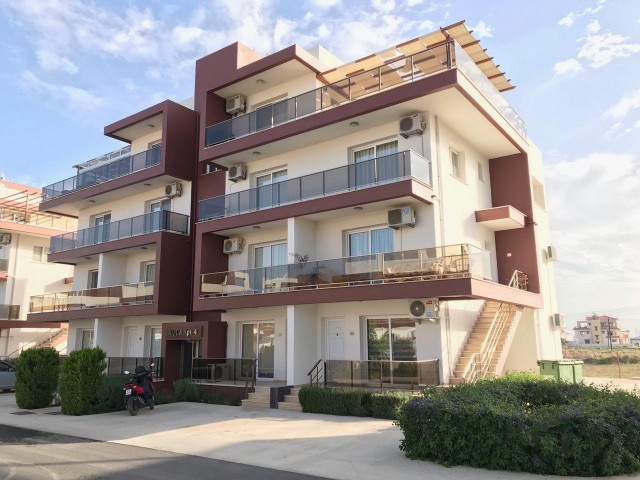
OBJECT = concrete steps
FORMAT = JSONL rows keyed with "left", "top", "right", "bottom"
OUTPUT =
{"left": 241, "top": 386, "right": 271, "bottom": 409}
{"left": 278, "top": 387, "right": 302, "bottom": 411}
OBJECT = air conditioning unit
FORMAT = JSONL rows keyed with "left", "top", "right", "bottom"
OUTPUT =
{"left": 228, "top": 164, "right": 247, "bottom": 183}
{"left": 388, "top": 206, "right": 416, "bottom": 229}
{"left": 223, "top": 237, "right": 244, "bottom": 255}
{"left": 165, "top": 182, "right": 182, "bottom": 198}
{"left": 0, "top": 233, "right": 11, "bottom": 245}
{"left": 545, "top": 245, "right": 558, "bottom": 262}
{"left": 399, "top": 114, "right": 425, "bottom": 138}
{"left": 552, "top": 313, "right": 565, "bottom": 329}
{"left": 410, "top": 298, "right": 439, "bottom": 322}
{"left": 225, "top": 95, "right": 246, "bottom": 115}
{"left": 212, "top": 363, "right": 233, "bottom": 381}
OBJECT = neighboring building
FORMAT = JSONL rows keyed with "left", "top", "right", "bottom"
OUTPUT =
{"left": 0, "top": 179, "right": 76, "bottom": 356}
{"left": 30, "top": 21, "right": 561, "bottom": 387}
{"left": 573, "top": 315, "right": 630, "bottom": 346}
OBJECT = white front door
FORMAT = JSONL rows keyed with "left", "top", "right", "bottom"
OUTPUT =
{"left": 124, "top": 327, "right": 138, "bottom": 357}
{"left": 326, "top": 318, "right": 346, "bottom": 360}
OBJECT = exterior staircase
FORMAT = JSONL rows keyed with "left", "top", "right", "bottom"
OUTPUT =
{"left": 35, "top": 325, "right": 68, "bottom": 351}
{"left": 241, "top": 386, "right": 271, "bottom": 409}
{"left": 449, "top": 301, "right": 521, "bottom": 385}
{"left": 278, "top": 387, "right": 302, "bottom": 411}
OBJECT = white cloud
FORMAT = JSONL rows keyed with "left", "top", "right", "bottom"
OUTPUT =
{"left": 19, "top": 71, "right": 104, "bottom": 118}
{"left": 546, "top": 152, "right": 640, "bottom": 286}
{"left": 558, "top": 1, "right": 607, "bottom": 27}
{"left": 577, "top": 31, "right": 640, "bottom": 68}
{"left": 310, "top": 0, "right": 340, "bottom": 6}
{"left": 36, "top": 50, "right": 79, "bottom": 74}
{"left": 371, "top": 0, "right": 395, "bottom": 12}
{"left": 605, "top": 89, "right": 640, "bottom": 118}
{"left": 586, "top": 19, "right": 601, "bottom": 34}
{"left": 553, "top": 58, "right": 583, "bottom": 75}
{"left": 469, "top": 20, "right": 494, "bottom": 39}
{"left": 558, "top": 13, "right": 575, "bottom": 27}
{"left": 407, "top": 0, "right": 423, "bottom": 5}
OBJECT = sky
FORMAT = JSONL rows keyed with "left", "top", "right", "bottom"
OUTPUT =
{"left": 0, "top": 0, "right": 639, "bottom": 333}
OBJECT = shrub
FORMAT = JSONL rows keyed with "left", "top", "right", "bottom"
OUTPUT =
{"left": 59, "top": 348, "right": 107, "bottom": 415}
{"left": 299, "top": 386, "right": 370, "bottom": 416}
{"left": 396, "top": 376, "right": 640, "bottom": 476}
{"left": 153, "top": 388, "right": 175, "bottom": 405}
{"left": 370, "top": 391, "right": 413, "bottom": 420}
{"left": 95, "top": 375, "right": 129, "bottom": 413}
{"left": 173, "top": 378, "right": 224, "bottom": 404}
{"left": 14, "top": 348, "right": 60, "bottom": 409}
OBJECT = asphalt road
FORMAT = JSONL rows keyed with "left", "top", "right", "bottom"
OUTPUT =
{"left": 0, "top": 424, "right": 329, "bottom": 480}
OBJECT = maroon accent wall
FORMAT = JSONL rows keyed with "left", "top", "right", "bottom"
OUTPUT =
{"left": 27, "top": 303, "right": 156, "bottom": 323}
{"left": 163, "top": 102, "right": 198, "bottom": 182}
{"left": 197, "top": 170, "right": 226, "bottom": 202}
{"left": 155, "top": 232, "right": 192, "bottom": 315}
{"left": 197, "top": 179, "right": 433, "bottom": 234}
{"left": 48, "top": 232, "right": 162, "bottom": 264}
{"left": 193, "top": 233, "right": 229, "bottom": 305}
{"left": 489, "top": 153, "right": 540, "bottom": 293}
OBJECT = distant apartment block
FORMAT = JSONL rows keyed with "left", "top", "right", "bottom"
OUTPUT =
{"left": 573, "top": 315, "right": 630, "bottom": 346}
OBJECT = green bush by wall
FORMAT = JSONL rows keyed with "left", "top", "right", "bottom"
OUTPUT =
{"left": 396, "top": 375, "right": 640, "bottom": 476}
{"left": 14, "top": 348, "right": 60, "bottom": 409}
{"left": 59, "top": 348, "right": 107, "bottom": 415}
{"left": 298, "top": 386, "right": 412, "bottom": 419}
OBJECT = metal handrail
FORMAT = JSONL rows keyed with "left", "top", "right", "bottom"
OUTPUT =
{"left": 508, "top": 270, "right": 528, "bottom": 290}
{"left": 4, "top": 327, "right": 64, "bottom": 358}
{"left": 244, "top": 358, "right": 258, "bottom": 396}
{"left": 307, "top": 359, "right": 324, "bottom": 387}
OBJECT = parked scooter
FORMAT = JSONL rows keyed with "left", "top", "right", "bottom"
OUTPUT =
{"left": 123, "top": 363, "right": 155, "bottom": 416}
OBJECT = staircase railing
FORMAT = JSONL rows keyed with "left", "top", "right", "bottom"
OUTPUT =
{"left": 463, "top": 303, "right": 514, "bottom": 383}
{"left": 508, "top": 270, "right": 528, "bottom": 290}
{"left": 307, "top": 359, "right": 324, "bottom": 387}
{"left": 4, "top": 327, "right": 64, "bottom": 358}
{"left": 243, "top": 359, "right": 258, "bottom": 397}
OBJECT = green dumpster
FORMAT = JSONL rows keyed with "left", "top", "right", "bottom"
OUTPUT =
{"left": 537, "top": 359, "right": 583, "bottom": 383}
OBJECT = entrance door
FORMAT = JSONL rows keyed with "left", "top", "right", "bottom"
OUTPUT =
{"left": 326, "top": 318, "right": 346, "bottom": 360}
{"left": 123, "top": 326, "right": 138, "bottom": 357}
{"left": 242, "top": 323, "right": 275, "bottom": 379}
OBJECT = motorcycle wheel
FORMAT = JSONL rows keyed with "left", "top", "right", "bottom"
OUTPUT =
{"left": 148, "top": 397, "right": 155, "bottom": 410}
{"left": 127, "top": 397, "right": 138, "bottom": 416}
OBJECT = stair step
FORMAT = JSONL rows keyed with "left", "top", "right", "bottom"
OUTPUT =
{"left": 252, "top": 386, "right": 271, "bottom": 394}
{"left": 247, "top": 394, "right": 270, "bottom": 402}
{"left": 284, "top": 395, "right": 299, "bottom": 403}
{"left": 289, "top": 388, "right": 301, "bottom": 395}
{"left": 279, "top": 402, "right": 303, "bottom": 411}
{"left": 242, "top": 399, "right": 271, "bottom": 409}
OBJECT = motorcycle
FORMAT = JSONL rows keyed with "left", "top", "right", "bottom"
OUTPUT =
{"left": 123, "top": 363, "right": 155, "bottom": 416}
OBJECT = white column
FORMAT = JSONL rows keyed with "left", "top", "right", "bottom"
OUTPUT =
{"left": 286, "top": 304, "right": 318, "bottom": 386}
{"left": 287, "top": 217, "right": 317, "bottom": 263}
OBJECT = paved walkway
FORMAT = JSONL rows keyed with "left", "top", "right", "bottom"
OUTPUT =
{"left": 0, "top": 391, "right": 636, "bottom": 480}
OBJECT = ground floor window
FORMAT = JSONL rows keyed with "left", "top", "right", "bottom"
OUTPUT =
{"left": 147, "top": 326, "right": 162, "bottom": 358}
{"left": 79, "top": 329, "right": 94, "bottom": 349}
{"left": 366, "top": 318, "right": 416, "bottom": 361}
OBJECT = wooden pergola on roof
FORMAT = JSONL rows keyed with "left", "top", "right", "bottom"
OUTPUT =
{"left": 318, "top": 20, "right": 514, "bottom": 92}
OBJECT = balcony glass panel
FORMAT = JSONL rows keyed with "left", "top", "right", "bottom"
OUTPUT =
{"left": 50, "top": 211, "right": 189, "bottom": 253}
{"left": 42, "top": 147, "right": 162, "bottom": 201}
{"left": 0, "top": 304, "right": 20, "bottom": 319}
{"left": 324, "top": 359, "right": 440, "bottom": 388}
{"left": 30, "top": 282, "right": 154, "bottom": 313}
{"left": 200, "top": 243, "right": 493, "bottom": 297}
{"left": 198, "top": 150, "right": 430, "bottom": 222}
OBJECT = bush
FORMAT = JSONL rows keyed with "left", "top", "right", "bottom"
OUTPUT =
{"left": 396, "top": 376, "right": 640, "bottom": 476}
{"left": 14, "top": 348, "right": 60, "bottom": 409}
{"left": 59, "top": 348, "right": 107, "bottom": 415}
{"left": 173, "top": 378, "right": 224, "bottom": 404}
{"left": 370, "top": 391, "right": 413, "bottom": 420}
{"left": 153, "top": 388, "right": 175, "bottom": 405}
{"left": 95, "top": 375, "right": 129, "bottom": 413}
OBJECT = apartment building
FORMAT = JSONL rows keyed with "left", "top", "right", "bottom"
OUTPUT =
{"left": 30, "top": 21, "right": 561, "bottom": 387}
{"left": 29, "top": 101, "right": 197, "bottom": 363}
{"left": 573, "top": 315, "right": 630, "bottom": 346}
{"left": 0, "top": 179, "right": 75, "bottom": 356}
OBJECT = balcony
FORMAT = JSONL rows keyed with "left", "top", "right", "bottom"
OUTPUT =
{"left": 29, "top": 282, "right": 153, "bottom": 313}
{"left": 0, "top": 207, "right": 75, "bottom": 231}
{"left": 200, "top": 244, "right": 489, "bottom": 297}
{"left": 0, "top": 304, "right": 20, "bottom": 320}
{"left": 50, "top": 211, "right": 189, "bottom": 253}
{"left": 205, "top": 41, "right": 526, "bottom": 148}
{"left": 42, "top": 147, "right": 161, "bottom": 201}
{"left": 198, "top": 151, "right": 431, "bottom": 222}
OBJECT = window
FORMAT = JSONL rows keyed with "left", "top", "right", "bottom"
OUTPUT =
{"left": 253, "top": 242, "right": 287, "bottom": 290}
{"left": 146, "top": 198, "right": 171, "bottom": 231}
{"left": 348, "top": 227, "right": 393, "bottom": 257}
{"left": 141, "top": 261, "right": 156, "bottom": 283}
{"left": 477, "top": 162, "right": 484, "bottom": 182}
{"left": 450, "top": 148, "right": 465, "bottom": 181}
{"left": 252, "top": 94, "right": 288, "bottom": 130}
{"left": 256, "top": 169, "right": 287, "bottom": 209}
{"left": 80, "top": 329, "right": 94, "bottom": 349}
{"left": 87, "top": 270, "right": 99, "bottom": 289}
{"left": 32, "top": 246, "right": 49, "bottom": 262}
{"left": 147, "top": 327, "right": 162, "bottom": 358}
{"left": 91, "top": 213, "right": 111, "bottom": 244}
{"left": 367, "top": 318, "right": 416, "bottom": 361}
{"left": 352, "top": 140, "right": 398, "bottom": 186}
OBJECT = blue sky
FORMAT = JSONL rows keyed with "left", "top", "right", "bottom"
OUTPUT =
{"left": 1, "top": 0, "right": 639, "bottom": 331}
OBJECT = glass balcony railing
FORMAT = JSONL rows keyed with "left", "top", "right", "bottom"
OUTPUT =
{"left": 205, "top": 40, "right": 526, "bottom": 146}
{"left": 42, "top": 147, "right": 162, "bottom": 201}
{"left": 0, "top": 207, "right": 76, "bottom": 231}
{"left": 206, "top": 42, "right": 454, "bottom": 146}
{"left": 50, "top": 211, "right": 189, "bottom": 253}
{"left": 200, "top": 243, "right": 491, "bottom": 297}
{"left": 198, "top": 150, "right": 431, "bottom": 222}
{"left": 324, "top": 359, "right": 440, "bottom": 388}
{"left": 29, "top": 282, "right": 154, "bottom": 313}
{"left": 0, "top": 304, "right": 20, "bottom": 319}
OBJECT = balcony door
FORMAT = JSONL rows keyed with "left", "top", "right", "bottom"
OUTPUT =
{"left": 352, "top": 140, "right": 398, "bottom": 187}
{"left": 253, "top": 242, "right": 287, "bottom": 291}
{"left": 93, "top": 213, "right": 111, "bottom": 244}
{"left": 147, "top": 199, "right": 170, "bottom": 232}
{"left": 242, "top": 322, "right": 275, "bottom": 379}
{"left": 256, "top": 169, "right": 287, "bottom": 210}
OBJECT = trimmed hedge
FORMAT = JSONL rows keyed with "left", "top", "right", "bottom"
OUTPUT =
{"left": 396, "top": 375, "right": 640, "bottom": 476}
{"left": 59, "top": 348, "right": 107, "bottom": 415}
{"left": 173, "top": 378, "right": 237, "bottom": 405}
{"left": 298, "top": 386, "right": 412, "bottom": 419}
{"left": 14, "top": 348, "right": 60, "bottom": 409}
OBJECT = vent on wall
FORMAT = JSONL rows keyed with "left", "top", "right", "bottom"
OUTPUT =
{"left": 551, "top": 313, "right": 565, "bottom": 329}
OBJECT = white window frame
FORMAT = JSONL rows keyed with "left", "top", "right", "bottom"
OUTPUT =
{"left": 345, "top": 226, "right": 394, "bottom": 257}
{"left": 363, "top": 316, "right": 417, "bottom": 361}
{"left": 148, "top": 140, "right": 162, "bottom": 149}
{"left": 32, "top": 245, "right": 50, "bottom": 262}
{"left": 349, "top": 138, "right": 399, "bottom": 164}
{"left": 146, "top": 326, "right": 162, "bottom": 358}
{"left": 450, "top": 148, "right": 465, "bottom": 182}
{"left": 79, "top": 329, "right": 94, "bottom": 350}
{"left": 140, "top": 261, "right": 156, "bottom": 283}
{"left": 251, "top": 241, "right": 288, "bottom": 268}
{"left": 90, "top": 212, "right": 112, "bottom": 228}
{"left": 253, "top": 167, "right": 288, "bottom": 189}
{"left": 87, "top": 269, "right": 99, "bottom": 289}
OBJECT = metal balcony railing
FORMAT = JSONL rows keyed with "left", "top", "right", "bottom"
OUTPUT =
{"left": 105, "top": 357, "right": 163, "bottom": 379}
{"left": 50, "top": 211, "right": 189, "bottom": 253}
{"left": 42, "top": 147, "right": 162, "bottom": 201}
{"left": 29, "top": 282, "right": 154, "bottom": 313}
{"left": 200, "top": 243, "right": 491, "bottom": 297}
{"left": 0, "top": 207, "right": 75, "bottom": 231}
{"left": 322, "top": 359, "right": 440, "bottom": 389}
{"left": 205, "top": 40, "right": 526, "bottom": 146}
{"left": 198, "top": 150, "right": 431, "bottom": 222}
